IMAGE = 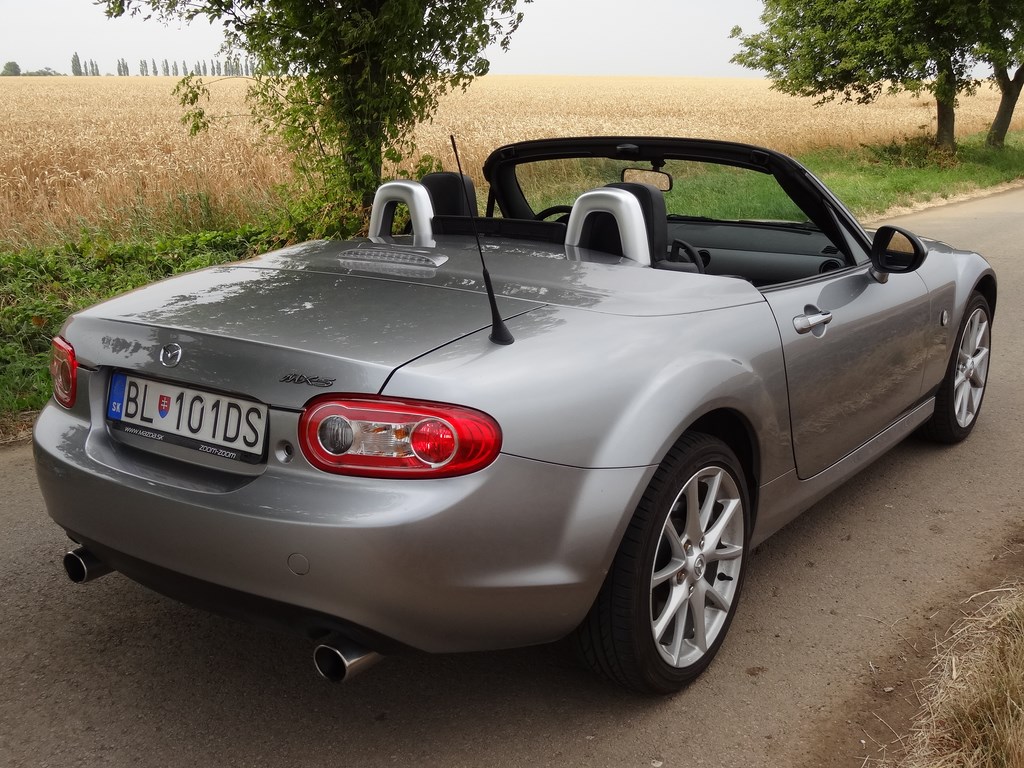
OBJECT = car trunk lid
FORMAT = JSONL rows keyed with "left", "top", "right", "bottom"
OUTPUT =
{"left": 65, "top": 263, "right": 541, "bottom": 409}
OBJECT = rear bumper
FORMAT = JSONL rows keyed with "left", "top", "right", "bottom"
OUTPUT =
{"left": 34, "top": 400, "right": 654, "bottom": 653}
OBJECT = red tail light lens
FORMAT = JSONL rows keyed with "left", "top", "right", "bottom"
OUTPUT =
{"left": 49, "top": 336, "right": 78, "bottom": 409}
{"left": 298, "top": 396, "right": 501, "bottom": 478}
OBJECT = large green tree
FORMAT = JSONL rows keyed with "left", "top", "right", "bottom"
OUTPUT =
{"left": 1, "top": 61, "right": 22, "bottom": 76}
{"left": 731, "top": 0, "right": 988, "bottom": 150}
{"left": 104, "top": 0, "right": 529, "bottom": 228}
{"left": 978, "top": 0, "right": 1024, "bottom": 147}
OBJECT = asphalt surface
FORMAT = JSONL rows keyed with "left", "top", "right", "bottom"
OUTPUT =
{"left": 2, "top": 189, "right": 1022, "bottom": 768}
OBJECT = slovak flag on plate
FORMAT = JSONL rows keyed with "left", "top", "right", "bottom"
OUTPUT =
{"left": 158, "top": 394, "right": 171, "bottom": 418}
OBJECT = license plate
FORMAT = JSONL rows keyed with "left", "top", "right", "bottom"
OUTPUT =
{"left": 107, "top": 372, "right": 268, "bottom": 464}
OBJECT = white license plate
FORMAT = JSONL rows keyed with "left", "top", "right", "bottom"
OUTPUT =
{"left": 107, "top": 372, "right": 268, "bottom": 463}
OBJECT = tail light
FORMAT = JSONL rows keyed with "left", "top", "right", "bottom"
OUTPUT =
{"left": 49, "top": 336, "right": 78, "bottom": 409}
{"left": 298, "top": 395, "right": 501, "bottom": 478}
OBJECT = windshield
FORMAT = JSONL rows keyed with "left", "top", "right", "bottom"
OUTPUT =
{"left": 512, "top": 157, "right": 809, "bottom": 225}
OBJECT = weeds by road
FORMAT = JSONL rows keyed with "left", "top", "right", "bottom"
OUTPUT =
{"left": 883, "top": 585, "right": 1024, "bottom": 768}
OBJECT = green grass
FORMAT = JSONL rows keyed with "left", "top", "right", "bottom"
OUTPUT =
{"left": 800, "top": 132, "right": 1024, "bottom": 217}
{"left": 3, "top": 130, "right": 1024, "bottom": 437}
{"left": 0, "top": 227, "right": 278, "bottom": 436}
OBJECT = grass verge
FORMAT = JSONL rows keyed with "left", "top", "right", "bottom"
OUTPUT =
{"left": 885, "top": 585, "right": 1024, "bottom": 768}
{"left": 800, "top": 132, "right": 1024, "bottom": 218}
{"left": 0, "top": 226, "right": 279, "bottom": 439}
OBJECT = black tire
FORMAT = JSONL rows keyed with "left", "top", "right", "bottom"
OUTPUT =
{"left": 921, "top": 292, "right": 992, "bottom": 444}
{"left": 574, "top": 432, "right": 750, "bottom": 694}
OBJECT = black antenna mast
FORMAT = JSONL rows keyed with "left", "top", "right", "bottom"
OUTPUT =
{"left": 450, "top": 135, "right": 514, "bottom": 346}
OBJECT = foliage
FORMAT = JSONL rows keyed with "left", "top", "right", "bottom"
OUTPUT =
{"left": 731, "top": 0, "right": 995, "bottom": 149}
{"left": 105, "top": 0, "right": 530, "bottom": 236}
{"left": 0, "top": 226, "right": 277, "bottom": 419}
{"left": 1, "top": 61, "right": 21, "bottom": 76}
{"left": 71, "top": 52, "right": 82, "bottom": 76}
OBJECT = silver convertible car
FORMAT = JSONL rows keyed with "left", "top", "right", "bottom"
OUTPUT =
{"left": 34, "top": 137, "right": 995, "bottom": 694}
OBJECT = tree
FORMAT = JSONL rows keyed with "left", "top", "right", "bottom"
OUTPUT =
{"left": 1, "top": 61, "right": 21, "bottom": 76}
{"left": 976, "top": 0, "right": 1024, "bottom": 147}
{"left": 71, "top": 52, "right": 83, "bottom": 76}
{"left": 140, "top": 59, "right": 149, "bottom": 76}
{"left": 162, "top": 59, "right": 170, "bottom": 76}
{"left": 104, "top": 0, "right": 530, "bottom": 221}
{"left": 172, "top": 61, "right": 179, "bottom": 76}
{"left": 732, "top": 0, "right": 989, "bottom": 150}
{"left": 90, "top": 60, "right": 99, "bottom": 76}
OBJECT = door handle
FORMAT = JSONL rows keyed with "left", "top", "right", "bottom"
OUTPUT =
{"left": 793, "top": 309, "right": 833, "bottom": 334}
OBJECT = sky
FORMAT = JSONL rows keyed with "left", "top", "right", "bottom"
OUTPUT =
{"left": 0, "top": 0, "right": 765, "bottom": 78}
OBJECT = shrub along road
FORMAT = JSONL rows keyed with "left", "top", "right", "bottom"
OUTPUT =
{"left": 1, "top": 189, "right": 1022, "bottom": 768}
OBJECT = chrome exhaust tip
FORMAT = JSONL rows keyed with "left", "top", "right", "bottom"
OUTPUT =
{"left": 313, "top": 636, "right": 382, "bottom": 683}
{"left": 62, "top": 547, "right": 112, "bottom": 584}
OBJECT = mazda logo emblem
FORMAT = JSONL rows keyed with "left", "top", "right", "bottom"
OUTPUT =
{"left": 159, "top": 343, "right": 183, "bottom": 367}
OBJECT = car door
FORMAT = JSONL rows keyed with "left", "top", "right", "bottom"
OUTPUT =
{"left": 764, "top": 265, "right": 932, "bottom": 479}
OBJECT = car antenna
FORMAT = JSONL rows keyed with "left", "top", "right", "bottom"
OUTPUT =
{"left": 450, "top": 134, "right": 514, "bottom": 346}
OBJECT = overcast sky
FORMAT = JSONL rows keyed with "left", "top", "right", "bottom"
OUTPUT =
{"left": 0, "top": 0, "right": 765, "bottom": 77}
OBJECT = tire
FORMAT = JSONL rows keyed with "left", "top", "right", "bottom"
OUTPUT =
{"left": 921, "top": 292, "right": 992, "bottom": 444}
{"left": 574, "top": 432, "right": 750, "bottom": 694}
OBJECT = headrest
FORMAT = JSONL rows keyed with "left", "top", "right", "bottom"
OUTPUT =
{"left": 420, "top": 172, "right": 478, "bottom": 217}
{"left": 605, "top": 182, "right": 668, "bottom": 263}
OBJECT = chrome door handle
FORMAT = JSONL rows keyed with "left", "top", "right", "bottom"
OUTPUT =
{"left": 793, "top": 310, "right": 833, "bottom": 334}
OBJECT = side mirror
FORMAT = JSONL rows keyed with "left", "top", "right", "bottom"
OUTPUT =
{"left": 869, "top": 225, "right": 927, "bottom": 283}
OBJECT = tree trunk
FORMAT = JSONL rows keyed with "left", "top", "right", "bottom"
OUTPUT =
{"left": 935, "top": 96, "right": 956, "bottom": 150}
{"left": 987, "top": 66, "right": 1024, "bottom": 148}
{"left": 933, "top": 58, "right": 957, "bottom": 151}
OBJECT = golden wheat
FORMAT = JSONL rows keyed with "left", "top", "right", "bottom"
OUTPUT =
{"left": 2, "top": 75, "right": 1021, "bottom": 247}
{"left": 0, "top": 77, "right": 291, "bottom": 247}
{"left": 416, "top": 75, "right": 1023, "bottom": 175}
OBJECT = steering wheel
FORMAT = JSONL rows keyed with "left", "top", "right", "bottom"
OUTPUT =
{"left": 535, "top": 205, "right": 573, "bottom": 221}
{"left": 670, "top": 239, "right": 706, "bottom": 273}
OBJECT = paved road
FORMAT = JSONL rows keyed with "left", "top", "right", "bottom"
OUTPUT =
{"left": 2, "top": 190, "right": 1022, "bottom": 768}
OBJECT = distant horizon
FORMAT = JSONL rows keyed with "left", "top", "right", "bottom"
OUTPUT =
{"left": 1, "top": 0, "right": 766, "bottom": 79}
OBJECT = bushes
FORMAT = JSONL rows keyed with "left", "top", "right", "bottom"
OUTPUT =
{"left": 0, "top": 226, "right": 276, "bottom": 418}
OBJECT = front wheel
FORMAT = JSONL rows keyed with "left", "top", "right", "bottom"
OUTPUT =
{"left": 921, "top": 292, "right": 992, "bottom": 443}
{"left": 574, "top": 432, "right": 750, "bottom": 694}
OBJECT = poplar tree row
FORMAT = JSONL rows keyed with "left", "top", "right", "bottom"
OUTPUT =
{"left": 71, "top": 51, "right": 257, "bottom": 77}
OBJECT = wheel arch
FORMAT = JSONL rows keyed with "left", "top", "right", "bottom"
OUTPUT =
{"left": 974, "top": 273, "right": 997, "bottom": 319}
{"left": 679, "top": 409, "right": 761, "bottom": 532}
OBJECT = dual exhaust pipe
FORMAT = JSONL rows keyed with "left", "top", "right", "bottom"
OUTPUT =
{"left": 62, "top": 546, "right": 381, "bottom": 682}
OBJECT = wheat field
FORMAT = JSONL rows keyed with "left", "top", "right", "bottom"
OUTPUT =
{"left": 1, "top": 75, "right": 1020, "bottom": 247}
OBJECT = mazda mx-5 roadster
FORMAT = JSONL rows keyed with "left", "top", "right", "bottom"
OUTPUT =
{"left": 35, "top": 136, "right": 995, "bottom": 693}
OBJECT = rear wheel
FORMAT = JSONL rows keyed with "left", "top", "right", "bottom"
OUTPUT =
{"left": 574, "top": 432, "right": 749, "bottom": 694}
{"left": 921, "top": 292, "right": 991, "bottom": 443}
